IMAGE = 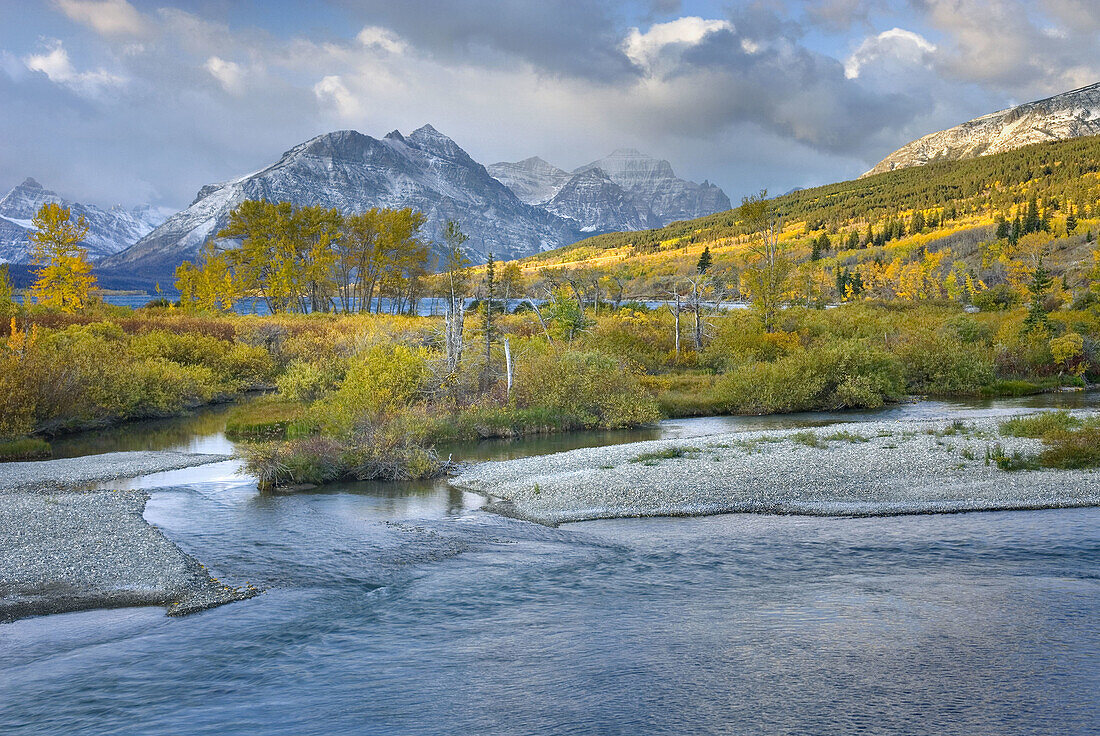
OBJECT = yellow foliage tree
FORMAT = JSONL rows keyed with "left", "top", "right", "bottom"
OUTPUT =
{"left": 29, "top": 203, "right": 96, "bottom": 312}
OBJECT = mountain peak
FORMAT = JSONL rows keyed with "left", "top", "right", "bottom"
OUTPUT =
{"left": 19, "top": 177, "right": 43, "bottom": 189}
{"left": 865, "top": 81, "right": 1100, "bottom": 176}
{"left": 384, "top": 129, "right": 405, "bottom": 142}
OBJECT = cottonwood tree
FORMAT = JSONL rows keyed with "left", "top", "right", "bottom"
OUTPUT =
{"left": 29, "top": 203, "right": 96, "bottom": 313}
{"left": 738, "top": 190, "right": 792, "bottom": 332}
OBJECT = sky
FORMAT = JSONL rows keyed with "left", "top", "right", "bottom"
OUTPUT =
{"left": 1, "top": 0, "right": 1099, "bottom": 211}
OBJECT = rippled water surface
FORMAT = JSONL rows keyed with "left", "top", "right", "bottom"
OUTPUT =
{"left": 3, "top": 396, "right": 1099, "bottom": 735}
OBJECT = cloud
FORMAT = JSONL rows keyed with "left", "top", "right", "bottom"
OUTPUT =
{"left": 204, "top": 56, "right": 245, "bottom": 93}
{"left": 844, "top": 27, "right": 936, "bottom": 79}
{"left": 55, "top": 0, "right": 148, "bottom": 37}
{"left": 914, "top": 0, "right": 1100, "bottom": 96}
{"left": 356, "top": 26, "right": 407, "bottom": 54}
{"left": 313, "top": 75, "right": 363, "bottom": 119}
{"left": 23, "top": 39, "right": 125, "bottom": 97}
{"left": 623, "top": 16, "right": 733, "bottom": 72}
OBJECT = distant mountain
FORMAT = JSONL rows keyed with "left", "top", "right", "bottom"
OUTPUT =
{"left": 100, "top": 126, "right": 580, "bottom": 278}
{"left": 865, "top": 82, "right": 1100, "bottom": 177}
{"left": 490, "top": 148, "right": 731, "bottom": 232}
{"left": 0, "top": 178, "right": 168, "bottom": 263}
{"left": 487, "top": 157, "right": 571, "bottom": 205}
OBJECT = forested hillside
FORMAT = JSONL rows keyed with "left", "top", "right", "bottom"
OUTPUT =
{"left": 518, "top": 135, "right": 1100, "bottom": 307}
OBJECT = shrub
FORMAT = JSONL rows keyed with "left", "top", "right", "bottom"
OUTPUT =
{"left": 714, "top": 340, "right": 903, "bottom": 414}
{"left": 1040, "top": 426, "right": 1100, "bottom": 469}
{"left": 893, "top": 331, "right": 994, "bottom": 395}
{"left": 512, "top": 346, "right": 661, "bottom": 429}
{"left": 276, "top": 358, "right": 343, "bottom": 402}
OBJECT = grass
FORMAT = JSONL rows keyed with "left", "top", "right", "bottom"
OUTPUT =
{"left": 822, "top": 430, "right": 870, "bottom": 443}
{"left": 791, "top": 431, "right": 825, "bottom": 448}
{"left": 0, "top": 437, "right": 51, "bottom": 462}
{"left": 629, "top": 446, "right": 699, "bottom": 464}
{"left": 999, "top": 411, "right": 1083, "bottom": 438}
{"left": 986, "top": 443, "right": 1041, "bottom": 471}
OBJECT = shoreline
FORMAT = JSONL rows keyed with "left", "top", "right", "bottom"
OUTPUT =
{"left": 452, "top": 414, "right": 1100, "bottom": 526}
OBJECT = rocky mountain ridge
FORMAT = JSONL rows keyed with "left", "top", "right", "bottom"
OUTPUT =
{"left": 100, "top": 126, "right": 580, "bottom": 278}
{"left": 864, "top": 81, "right": 1100, "bottom": 177}
{"left": 489, "top": 149, "right": 730, "bottom": 232}
{"left": 0, "top": 178, "right": 168, "bottom": 264}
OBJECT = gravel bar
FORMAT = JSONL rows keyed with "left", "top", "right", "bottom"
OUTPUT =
{"left": 451, "top": 415, "right": 1100, "bottom": 525}
{"left": 0, "top": 489, "right": 258, "bottom": 623}
{"left": 0, "top": 450, "right": 253, "bottom": 623}
{"left": 0, "top": 451, "right": 233, "bottom": 494}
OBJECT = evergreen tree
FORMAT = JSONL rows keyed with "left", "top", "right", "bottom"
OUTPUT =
{"left": 1066, "top": 207, "right": 1078, "bottom": 234}
{"left": 1023, "top": 263, "right": 1053, "bottom": 333}
{"left": 1024, "top": 196, "right": 1040, "bottom": 234}
{"left": 995, "top": 216, "right": 1010, "bottom": 240}
{"left": 696, "top": 245, "right": 712, "bottom": 274}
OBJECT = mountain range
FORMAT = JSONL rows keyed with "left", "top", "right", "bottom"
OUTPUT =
{"left": 865, "top": 81, "right": 1100, "bottom": 176}
{"left": 489, "top": 150, "right": 730, "bottom": 232}
{"left": 0, "top": 178, "right": 169, "bottom": 264}
{"left": 97, "top": 126, "right": 730, "bottom": 281}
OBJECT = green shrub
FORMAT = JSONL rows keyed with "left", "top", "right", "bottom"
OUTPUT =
{"left": 1040, "top": 426, "right": 1100, "bottom": 469}
{"left": 276, "top": 358, "right": 343, "bottom": 402}
{"left": 512, "top": 347, "right": 661, "bottom": 429}
{"left": 0, "top": 437, "right": 51, "bottom": 461}
{"left": 714, "top": 340, "right": 903, "bottom": 414}
{"left": 893, "top": 331, "right": 994, "bottom": 395}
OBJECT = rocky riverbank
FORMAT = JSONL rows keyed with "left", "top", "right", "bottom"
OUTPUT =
{"left": 451, "top": 415, "right": 1100, "bottom": 525}
{"left": 0, "top": 451, "right": 255, "bottom": 623}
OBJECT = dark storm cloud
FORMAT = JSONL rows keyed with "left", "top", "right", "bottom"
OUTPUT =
{"left": 329, "top": 0, "right": 640, "bottom": 82}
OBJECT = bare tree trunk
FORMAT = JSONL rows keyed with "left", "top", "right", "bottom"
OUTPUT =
{"left": 673, "top": 292, "right": 681, "bottom": 356}
{"left": 529, "top": 300, "right": 553, "bottom": 344}
{"left": 504, "top": 337, "right": 513, "bottom": 400}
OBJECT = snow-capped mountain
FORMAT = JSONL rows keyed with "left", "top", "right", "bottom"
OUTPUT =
{"left": 490, "top": 148, "right": 731, "bottom": 231}
{"left": 100, "top": 126, "right": 580, "bottom": 277}
{"left": 0, "top": 178, "right": 169, "bottom": 263}
{"left": 865, "top": 82, "right": 1100, "bottom": 177}
{"left": 487, "top": 157, "right": 572, "bottom": 205}
{"left": 543, "top": 168, "right": 657, "bottom": 232}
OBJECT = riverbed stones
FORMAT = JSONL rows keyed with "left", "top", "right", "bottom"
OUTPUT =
{"left": 451, "top": 415, "right": 1100, "bottom": 525}
{"left": 0, "top": 489, "right": 257, "bottom": 623}
{"left": 0, "top": 451, "right": 233, "bottom": 494}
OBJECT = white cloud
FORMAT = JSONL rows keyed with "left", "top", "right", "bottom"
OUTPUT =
{"left": 623, "top": 16, "right": 732, "bottom": 72}
{"left": 204, "top": 56, "right": 245, "bottom": 94}
{"left": 55, "top": 0, "right": 148, "bottom": 37}
{"left": 23, "top": 39, "right": 125, "bottom": 97}
{"left": 356, "top": 26, "right": 407, "bottom": 55}
{"left": 844, "top": 28, "right": 936, "bottom": 79}
{"left": 313, "top": 75, "right": 363, "bottom": 119}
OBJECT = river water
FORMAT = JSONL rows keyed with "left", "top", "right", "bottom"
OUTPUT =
{"left": 2, "top": 395, "right": 1098, "bottom": 735}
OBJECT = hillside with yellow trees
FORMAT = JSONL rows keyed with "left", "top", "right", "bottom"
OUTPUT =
{"left": 514, "top": 134, "right": 1100, "bottom": 311}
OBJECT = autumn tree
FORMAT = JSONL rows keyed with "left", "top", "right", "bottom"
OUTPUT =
{"left": 0, "top": 264, "right": 13, "bottom": 308}
{"left": 28, "top": 202, "right": 96, "bottom": 313}
{"left": 738, "top": 190, "right": 792, "bottom": 332}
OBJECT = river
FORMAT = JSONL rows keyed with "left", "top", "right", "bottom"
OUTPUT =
{"left": 2, "top": 395, "right": 1098, "bottom": 735}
